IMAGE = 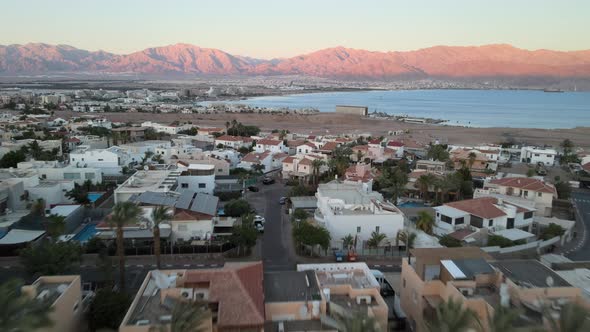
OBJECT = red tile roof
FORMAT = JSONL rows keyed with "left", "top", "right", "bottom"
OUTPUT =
{"left": 257, "top": 138, "right": 282, "bottom": 146}
{"left": 387, "top": 141, "right": 404, "bottom": 147}
{"left": 242, "top": 151, "right": 271, "bottom": 163}
{"left": 445, "top": 197, "right": 509, "bottom": 219}
{"left": 273, "top": 152, "right": 289, "bottom": 160}
{"left": 282, "top": 156, "right": 296, "bottom": 164}
{"left": 448, "top": 229, "right": 475, "bottom": 240}
{"left": 369, "top": 138, "right": 382, "bottom": 144}
{"left": 489, "top": 177, "right": 556, "bottom": 194}
{"left": 319, "top": 142, "right": 339, "bottom": 152}
{"left": 582, "top": 162, "right": 590, "bottom": 172}
{"left": 299, "top": 158, "right": 313, "bottom": 166}
{"left": 184, "top": 262, "right": 265, "bottom": 329}
{"left": 216, "top": 135, "right": 244, "bottom": 142}
{"left": 299, "top": 142, "right": 317, "bottom": 149}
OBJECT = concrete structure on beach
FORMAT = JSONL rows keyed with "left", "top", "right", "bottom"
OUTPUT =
{"left": 335, "top": 105, "right": 368, "bottom": 116}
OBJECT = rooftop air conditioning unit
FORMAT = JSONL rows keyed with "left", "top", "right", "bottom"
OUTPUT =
{"left": 180, "top": 288, "right": 193, "bottom": 299}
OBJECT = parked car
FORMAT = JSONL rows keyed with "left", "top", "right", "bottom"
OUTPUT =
{"left": 248, "top": 186, "right": 259, "bottom": 192}
{"left": 255, "top": 223, "right": 264, "bottom": 233}
{"left": 254, "top": 215, "right": 265, "bottom": 224}
{"left": 279, "top": 197, "right": 287, "bottom": 205}
{"left": 262, "top": 177, "right": 275, "bottom": 185}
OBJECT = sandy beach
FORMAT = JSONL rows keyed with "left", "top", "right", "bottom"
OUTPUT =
{"left": 58, "top": 111, "right": 590, "bottom": 149}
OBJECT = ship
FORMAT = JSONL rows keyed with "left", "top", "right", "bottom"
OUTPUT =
{"left": 543, "top": 88, "right": 564, "bottom": 93}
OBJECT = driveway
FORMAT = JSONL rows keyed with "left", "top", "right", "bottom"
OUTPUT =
{"left": 245, "top": 177, "right": 294, "bottom": 271}
{"left": 566, "top": 189, "right": 590, "bottom": 261}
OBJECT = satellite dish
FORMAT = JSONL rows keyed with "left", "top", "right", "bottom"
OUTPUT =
{"left": 144, "top": 165, "right": 149, "bottom": 171}
{"left": 546, "top": 276, "right": 554, "bottom": 287}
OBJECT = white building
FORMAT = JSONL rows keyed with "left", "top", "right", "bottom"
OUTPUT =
{"left": 521, "top": 146, "right": 557, "bottom": 166}
{"left": 255, "top": 138, "right": 285, "bottom": 154}
{"left": 314, "top": 182, "right": 405, "bottom": 250}
{"left": 214, "top": 135, "right": 252, "bottom": 150}
{"left": 69, "top": 146, "right": 122, "bottom": 175}
{"left": 114, "top": 170, "right": 181, "bottom": 203}
{"left": 295, "top": 142, "right": 317, "bottom": 155}
{"left": 238, "top": 151, "right": 273, "bottom": 172}
{"left": 477, "top": 177, "right": 557, "bottom": 216}
{"left": 433, "top": 197, "right": 535, "bottom": 236}
{"left": 17, "top": 161, "right": 103, "bottom": 185}
{"left": 140, "top": 121, "right": 193, "bottom": 135}
{"left": 176, "top": 164, "right": 216, "bottom": 195}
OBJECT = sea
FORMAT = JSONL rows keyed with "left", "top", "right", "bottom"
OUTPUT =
{"left": 211, "top": 89, "right": 590, "bottom": 129}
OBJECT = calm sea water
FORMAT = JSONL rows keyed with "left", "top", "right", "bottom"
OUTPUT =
{"left": 218, "top": 89, "right": 590, "bottom": 129}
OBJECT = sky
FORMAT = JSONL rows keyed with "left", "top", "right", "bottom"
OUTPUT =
{"left": 1, "top": 0, "right": 589, "bottom": 59}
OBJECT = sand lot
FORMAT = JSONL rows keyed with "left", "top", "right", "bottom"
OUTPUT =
{"left": 58, "top": 111, "right": 590, "bottom": 149}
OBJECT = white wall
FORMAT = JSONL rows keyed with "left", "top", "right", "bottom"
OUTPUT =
{"left": 171, "top": 219, "right": 213, "bottom": 243}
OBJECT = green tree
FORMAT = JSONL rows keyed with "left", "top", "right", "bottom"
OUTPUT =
{"left": 427, "top": 144, "right": 450, "bottom": 162}
{"left": 415, "top": 173, "right": 437, "bottom": 202}
{"left": 27, "top": 140, "right": 43, "bottom": 160}
{"left": 335, "top": 311, "right": 381, "bottom": 332}
{"left": 425, "top": 297, "right": 481, "bottom": 332}
{"left": 0, "top": 150, "right": 26, "bottom": 168}
{"left": 396, "top": 230, "right": 416, "bottom": 257}
{"left": 379, "top": 167, "right": 408, "bottom": 202}
{"left": 293, "top": 221, "right": 331, "bottom": 256}
{"left": 30, "top": 198, "right": 46, "bottom": 216}
{"left": 229, "top": 214, "right": 258, "bottom": 256}
{"left": 44, "top": 214, "right": 66, "bottom": 240}
{"left": 110, "top": 201, "right": 142, "bottom": 290}
{"left": 169, "top": 301, "right": 211, "bottom": 332}
{"left": 439, "top": 235, "right": 462, "bottom": 248}
{"left": 0, "top": 279, "right": 54, "bottom": 331}
{"left": 554, "top": 181, "right": 571, "bottom": 199}
{"left": 416, "top": 210, "right": 435, "bottom": 234}
{"left": 367, "top": 231, "right": 387, "bottom": 248}
{"left": 540, "top": 223, "right": 565, "bottom": 240}
{"left": 488, "top": 306, "right": 523, "bottom": 332}
{"left": 223, "top": 199, "right": 251, "bottom": 217}
{"left": 252, "top": 163, "right": 265, "bottom": 174}
{"left": 310, "top": 159, "right": 325, "bottom": 186}
{"left": 151, "top": 206, "right": 171, "bottom": 269}
{"left": 19, "top": 241, "right": 82, "bottom": 277}
{"left": 545, "top": 302, "right": 590, "bottom": 332}
{"left": 66, "top": 183, "right": 91, "bottom": 205}
{"left": 88, "top": 288, "right": 131, "bottom": 332}
{"left": 487, "top": 235, "right": 515, "bottom": 248}
{"left": 292, "top": 208, "right": 309, "bottom": 221}
{"left": 288, "top": 184, "right": 314, "bottom": 197}
{"left": 342, "top": 234, "right": 354, "bottom": 250}
{"left": 467, "top": 152, "right": 477, "bottom": 168}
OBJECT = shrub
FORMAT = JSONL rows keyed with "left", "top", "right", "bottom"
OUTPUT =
{"left": 439, "top": 235, "right": 462, "bottom": 248}
{"left": 216, "top": 191, "right": 243, "bottom": 202}
{"left": 487, "top": 235, "right": 515, "bottom": 248}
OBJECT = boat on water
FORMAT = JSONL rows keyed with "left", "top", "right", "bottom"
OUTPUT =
{"left": 543, "top": 88, "right": 564, "bottom": 93}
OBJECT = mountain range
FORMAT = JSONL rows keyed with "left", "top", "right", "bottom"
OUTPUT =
{"left": 1, "top": 43, "right": 590, "bottom": 79}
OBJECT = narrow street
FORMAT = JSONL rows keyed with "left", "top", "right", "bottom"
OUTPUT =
{"left": 245, "top": 178, "right": 295, "bottom": 271}
{"left": 566, "top": 189, "right": 590, "bottom": 261}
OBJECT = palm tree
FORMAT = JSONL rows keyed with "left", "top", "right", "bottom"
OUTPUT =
{"left": 415, "top": 173, "right": 436, "bottom": 202}
{"left": 545, "top": 302, "right": 590, "bottom": 332}
{"left": 335, "top": 311, "right": 381, "bottom": 332}
{"left": 367, "top": 231, "right": 387, "bottom": 249}
{"left": 416, "top": 211, "right": 435, "bottom": 235}
{"left": 342, "top": 234, "right": 354, "bottom": 250}
{"left": 0, "top": 279, "right": 54, "bottom": 331}
{"left": 31, "top": 198, "right": 46, "bottom": 216}
{"left": 379, "top": 167, "right": 408, "bottom": 203}
{"left": 110, "top": 201, "right": 142, "bottom": 290}
{"left": 488, "top": 306, "right": 523, "bottom": 332}
{"left": 425, "top": 297, "right": 481, "bottom": 332}
{"left": 356, "top": 150, "right": 365, "bottom": 163}
{"left": 151, "top": 206, "right": 171, "bottom": 269}
{"left": 170, "top": 301, "right": 211, "bottom": 332}
{"left": 311, "top": 159, "right": 325, "bottom": 185}
{"left": 252, "top": 163, "right": 265, "bottom": 174}
{"left": 27, "top": 140, "right": 43, "bottom": 160}
{"left": 224, "top": 121, "right": 230, "bottom": 134}
{"left": 396, "top": 230, "right": 417, "bottom": 257}
{"left": 45, "top": 214, "right": 66, "bottom": 241}
{"left": 467, "top": 152, "right": 477, "bottom": 169}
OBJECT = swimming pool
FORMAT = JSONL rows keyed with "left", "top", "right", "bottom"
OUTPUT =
{"left": 73, "top": 224, "right": 97, "bottom": 242}
{"left": 398, "top": 201, "right": 427, "bottom": 208}
{"left": 87, "top": 192, "right": 104, "bottom": 203}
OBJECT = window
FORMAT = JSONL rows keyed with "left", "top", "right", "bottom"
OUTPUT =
{"left": 455, "top": 217, "right": 464, "bottom": 225}
{"left": 524, "top": 190, "right": 529, "bottom": 197}
{"left": 403, "top": 278, "right": 406, "bottom": 288}
{"left": 41, "top": 174, "right": 47, "bottom": 179}
{"left": 470, "top": 215, "right": 484, "bottom": 228}
{"left": 537, "top": 192, "right": 542, "bottom": 197}
{"left": 436, "top": 212, "right": 440, "bottom": 217}
{"left": 72, "top": 158, "right": 75, "bottom": 161}
{"left": 375, "top": 226, "right": 380, "bottom": 233}
{"left": 441, "top": 215, "right": 452, "bottom": 224}
{"left": 534, "top": 153, "right": 540, "bottom": 157}
{"left": 488, "top": 220, "right": 493, "bottom": 227}
{"left": 524, "top": 211, "right": 533, "bottom": 219}
{"left": 198, "top": 183, "right": 206, "bottom": 188}
{"left": 98, "top": 158, "right": 103, "bottom": 161}
{"left": 356, "top": 226, "right": 361, "bottom": 233}
{"left": 181, "top": 183, "right": 189, "bottom": 188}
{"left": 178, "top": 225, "right": 188, "bottom": 231}
{"left": 81, "top": 158, "right": 84, "bottom": 161}
{"left": 507, "top": 218, "right": 515, "bottom": 229}
{"left": 64, "top": 173, "right": 81, "bottom": 180}
{"left": 218, "top": 169, "right": 223, "bottom": 173}
{"left": 412, "top": 289, "right": 418, "bottom": 304}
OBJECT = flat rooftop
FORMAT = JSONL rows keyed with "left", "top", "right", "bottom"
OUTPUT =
{"left": 116, "top": 170, "right": 181, "bottom": 192}
{"left": 264, "top": 270, "right": 321, "bottom": 302}
{"left": 491, "top": 260, "right": 571, "bottom": 288}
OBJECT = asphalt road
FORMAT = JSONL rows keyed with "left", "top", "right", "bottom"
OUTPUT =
{"left": 567, "top": 189, "right": 590, "bottom": 261}
{"left": 245, "top": 178, "right": 294, "bottom": 271}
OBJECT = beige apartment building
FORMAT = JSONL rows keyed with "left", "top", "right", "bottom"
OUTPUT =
{"left": 400, "top": 248, "right": 590, "bottom": 332}
{"left": 21, "top": 275, "right": 83, "bottom": 332}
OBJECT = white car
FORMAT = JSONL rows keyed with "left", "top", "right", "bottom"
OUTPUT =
{"left": 255, "top": 223, "right": 264, "bottom": 233}
{"left": 254, "top": 215, "right": 265, "bottom": 224}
